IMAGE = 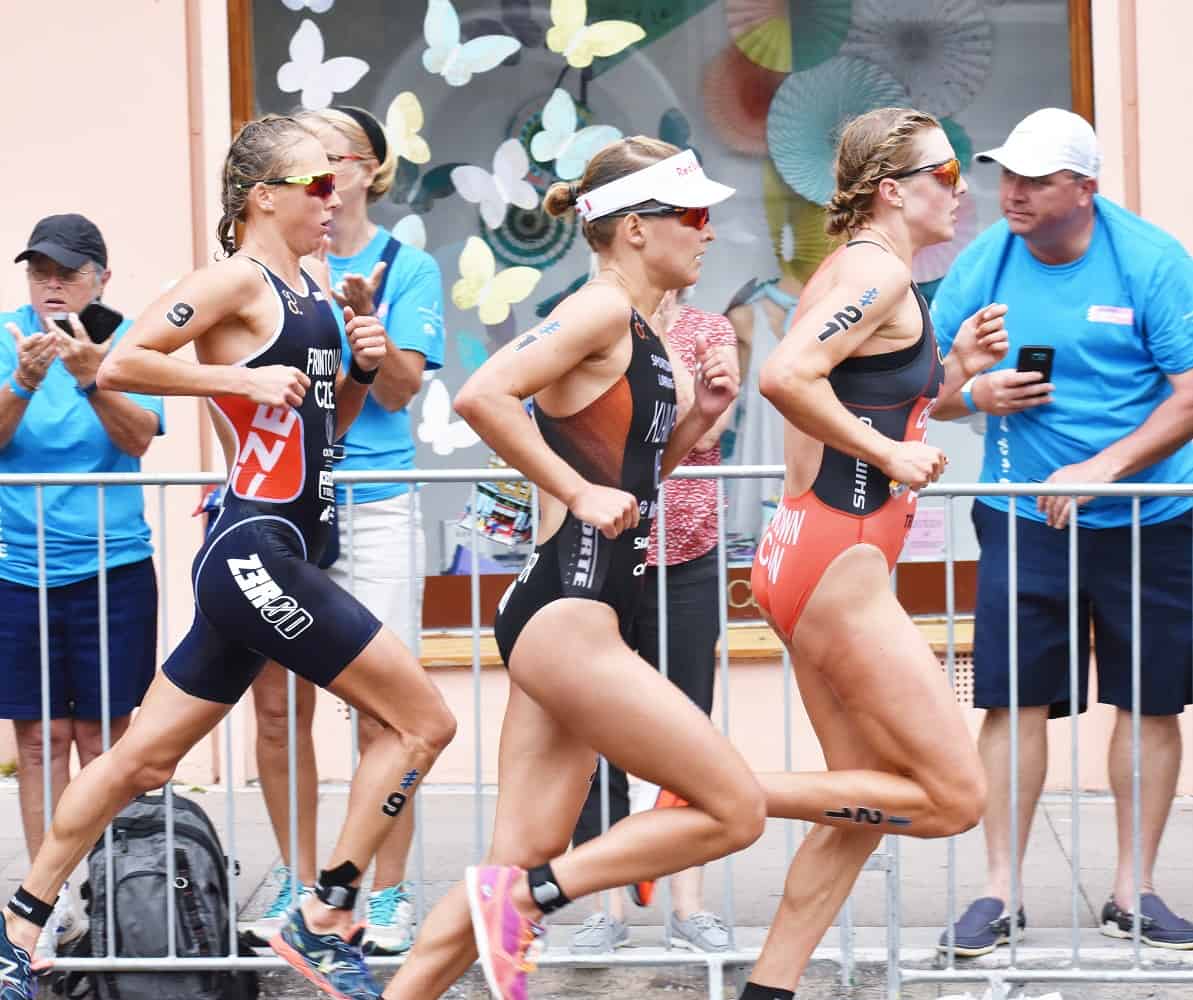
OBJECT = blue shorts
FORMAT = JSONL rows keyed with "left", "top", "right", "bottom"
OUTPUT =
{"left": 972, "top": 501, "right": 1193, "bottom": 718}
{"left": 0, "top": 559, "right": 157, "bottom": 721}
{"left": 165, "top": 513, "right": 381, "bottom": 704}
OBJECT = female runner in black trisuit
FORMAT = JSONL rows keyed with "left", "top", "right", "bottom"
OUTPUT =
{"left": 382, "top": 138, "right": 764, "bottom": 1000}
{"left": 0, "top": 115, "right": 455, "bottom": 1000}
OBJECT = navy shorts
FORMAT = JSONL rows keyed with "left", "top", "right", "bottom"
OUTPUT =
{"left": 165, "top": 513, "right": 382, "bottom": 704}
{"left": 972, "top": 501, "right": 1192, "bottom": 718}
{"left": 0, "top": 559, "right": 158, "bottom": 721}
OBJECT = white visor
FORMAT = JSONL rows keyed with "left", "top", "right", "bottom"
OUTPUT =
{"left": 575, "top": 150, "right": 735, "bottom": 222}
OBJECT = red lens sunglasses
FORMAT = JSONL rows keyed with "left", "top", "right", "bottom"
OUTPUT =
{"left": 889, "top": 158, "right": 962, "bottom": 190}
{"left": 619, "top": 203, "right": 711, "bottom": 229}
{"left": 253, "top": 171, "right": 337, "bottom": 198}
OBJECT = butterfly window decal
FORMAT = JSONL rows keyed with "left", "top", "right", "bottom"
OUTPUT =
{"left": 385, "top": 92, "right": 431, "bottom": 165}
{"left": 530, "top": 88, "right": 622, "bottom": 181}
{"left": 418, "top": 378, "right": 481, "bottom": 456}
{"left": 423, "top": 0, "right": 522, "bottom": 87}
{"left": 452, "top": 236, "right": 542, "bottom": 326}
{"left": 461, "top": 0, "right": 545, "bottom": 66}
{"left": 392, "top": 215, "right": 428, "bottom": 251}
{"left": 276, "top": 19, "right": 368, "bottom": 109}
{"left": 451, "top": 139, "right": 539, "bottom": 231}
{"left": 546, "top": 0, "right": 646, "bottom": 69}
{"left": 281, "top": 0, "right": 334, "bottom": 12}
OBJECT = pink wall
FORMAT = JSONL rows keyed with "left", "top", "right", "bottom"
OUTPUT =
{"left": 0, "top": 0, "right": 231, "bottom": 783}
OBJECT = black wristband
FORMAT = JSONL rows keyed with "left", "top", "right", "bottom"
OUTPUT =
{"left": 348, "top": 358, "right": 377, "bottom": 384}
{"left": 8, "top": 886, "right": 55, "bottom": 928}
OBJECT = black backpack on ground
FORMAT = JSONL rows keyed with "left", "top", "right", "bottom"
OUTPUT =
{"left": 56, "top": 790, "right": 257, "bottom": 1000}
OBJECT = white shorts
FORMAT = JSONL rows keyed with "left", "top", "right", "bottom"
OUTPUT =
{"left": 325, "top": 491, "right": 425, "bottom": 652}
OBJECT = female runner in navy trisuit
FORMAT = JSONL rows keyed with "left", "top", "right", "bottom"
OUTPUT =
{"left": 735, "top": 108, "right": 1009, "bottom": 1000}
{"left": 382, "top": 138, "right": 764, "bottom": 1000}
{"left": 0, "top": 115, "right": 455, "bottom": 1000}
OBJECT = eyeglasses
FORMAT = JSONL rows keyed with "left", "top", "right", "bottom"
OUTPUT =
{"left": 889, "top": 158, "right": 962, "bottom": 190}
{"left": 613, "top": 203, "right": 711, "bottom": 230}
{"left": 327, "top": 153, "right": 370, "bottom": 171}
{"left": 242, "top": 172, "right": 337, "bottom": 198}
{"left": 27, "top": 265, "right": 96, "bottom": 286}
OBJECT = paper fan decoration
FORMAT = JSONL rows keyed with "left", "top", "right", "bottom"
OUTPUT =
{"left": 726, "top": 0, "right": 852, "bottom": 74}
{"left": 840, "top": 0, "right": 993, "bottom": 118}
{"left": 767, "top": 57, "right": 908, "bottom": 206}
{"left": 912, "top": 192, "right": 978, "bottom": 283}
{"left": 701, "top": 45, "right": 785, "bottom": 156}
{"left": 762, "top": 161, "right": 835, "bottom": 283}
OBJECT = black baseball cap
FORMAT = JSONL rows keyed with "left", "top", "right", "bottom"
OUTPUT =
{"left": 14, "top": 214, "right": 108, "bottom": 270}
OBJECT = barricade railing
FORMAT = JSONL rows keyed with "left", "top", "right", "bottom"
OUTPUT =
{"left": 1, "top": 469, "right": 1190, "bottom": 1000}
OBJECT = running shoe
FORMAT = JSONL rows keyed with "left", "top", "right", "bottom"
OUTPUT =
{"left": 34, "top": 883, "right": 87, "bottom": 962}
{"left": 465, "top": 864, "right": 544, "bottom": 1000}
{"left": 667, "top": 910, "right": 730, "bottom": 952}
{"left": 242, "top": 866, "right": 308, "bottom": 947}
{"left": 364, "top": 882, "right": 414, "bottom": 955}
{"left": 936, "top": 897, "right": 1026, "bottom": 957}
{"left": 569, "top": 912, "right": 629, "bottom": 954}
{"left": 627, "top": 781, "right": 689, "bottom": 907}
{"left": 0, "top": 917, "right": 38, "bottom": 1000}
{"left": 270, "top": 906, "right": 382, "bottom": 1000}
{"left": 1101, "top": 894, "right": 1193, "bottom": 949}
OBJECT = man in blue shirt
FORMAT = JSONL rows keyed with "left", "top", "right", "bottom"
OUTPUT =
{"left": 0, "top": 214, "right": 164, "bottom": 959}
{"left": 931, "top": 109, "right": 1193, "bottom": 954}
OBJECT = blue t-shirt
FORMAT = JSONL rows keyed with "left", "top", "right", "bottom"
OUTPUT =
{"left": 0, "top": 305, "right": 166, "bottom": 587}
{"left": 328, "top": 229, "right": 444, "bottom": 505}
{"left": 932, "top": 195, "right": 1193, "bottom": 528}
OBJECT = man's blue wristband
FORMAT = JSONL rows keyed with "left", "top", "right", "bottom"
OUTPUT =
{"left": 7, "top": 376, "right": 33, "bottom": 401}
{"left": 960, "top": 375, "right": 979, "bottom": 414}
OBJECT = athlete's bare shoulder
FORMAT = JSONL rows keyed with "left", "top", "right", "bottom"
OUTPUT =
{"left": 543, "top": 278, "right": 633, "bottom": 356}
{"left": 574, "top": 278, "right": 634, "bottom": 326}
{"left": 836, "top": 240, "right": 911, "bottom": 295}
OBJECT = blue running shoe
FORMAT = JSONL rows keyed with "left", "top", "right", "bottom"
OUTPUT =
{"left": 271, "top": 906, "right": 382, "bottom": 1000}
{"left": 937, "top": 897, "right": 1026, "bottom": 957}
{"left": 1101, "top": 894, "right": 1193, "bottom": 949}
{"left": 0, "top": 917, "right": 38, "bottom": 1000}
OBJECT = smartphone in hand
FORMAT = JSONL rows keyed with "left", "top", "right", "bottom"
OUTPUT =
{"left": 1016, "top": 345, "right": 1054, "bottom": 383}
{"left": 49, "top": 303, "right": 124, "bottom": 344}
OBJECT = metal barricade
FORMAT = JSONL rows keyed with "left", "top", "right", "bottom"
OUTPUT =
{"left": 0, "top": 469, "right": 1190, "bottom": 999}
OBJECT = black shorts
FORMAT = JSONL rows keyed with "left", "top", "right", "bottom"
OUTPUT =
{"left": 972, "top": 501, "right": 1193, "bottom": 718}
{"left": 0, "top": 559, "right": 157, "bottom": 720}
{"left": 164, "top": 513, "right": 381, "bottom": 704}
{"left": 494, "top": 513, "right": 647, "bottom": 667}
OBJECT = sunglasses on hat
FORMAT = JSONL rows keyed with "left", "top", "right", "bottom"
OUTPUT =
{"left": 242, "top": 172, "right": 337, "bottom": 198}
{"left": 889, "top": 158, "right": 962, "bottom": 190}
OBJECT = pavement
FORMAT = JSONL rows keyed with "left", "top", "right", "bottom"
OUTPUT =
{"left": 2, "top": 780, "right": 1191, "bottom": 998}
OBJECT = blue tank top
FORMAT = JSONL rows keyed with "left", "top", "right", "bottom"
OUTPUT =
{"left": 211, "top": 258, "right": 342, "bottom": 560}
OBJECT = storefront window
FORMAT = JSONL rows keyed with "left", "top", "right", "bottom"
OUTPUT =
{"left": 237, "top": 0, "right": 1089, "bottom": 585}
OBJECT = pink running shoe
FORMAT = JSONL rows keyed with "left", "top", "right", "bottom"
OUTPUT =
{"left": 465, "top": 865, "right": 544, "bottom": 1000}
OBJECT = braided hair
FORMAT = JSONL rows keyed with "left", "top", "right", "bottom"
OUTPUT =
{"left": 825, "top": 108, "right": 941, "bottom": 238}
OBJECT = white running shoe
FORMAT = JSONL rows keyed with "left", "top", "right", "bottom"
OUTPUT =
{"left": 365, "top": 882, "right": 415, "bottom": 955}
{"left": 240, "top": 866, "right": 308, "bottom": 946}
{"left": 35, "top": 883, "right": 88, "bottom": 962}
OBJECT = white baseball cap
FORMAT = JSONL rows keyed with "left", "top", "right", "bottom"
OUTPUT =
{"left": 576, "top": 150, "right": 735, "bottom": 222}
{"left": 976, "top": 108, "right": 1101, "bottom": 178}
